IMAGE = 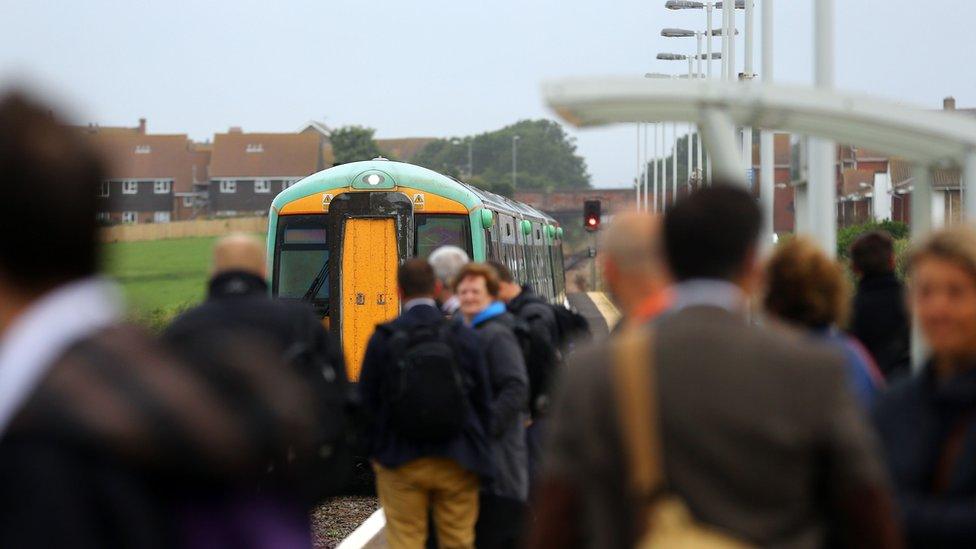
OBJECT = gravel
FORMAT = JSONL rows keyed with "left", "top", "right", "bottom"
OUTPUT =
{"left": 312, "top": 496, "right": 380, "bottom": 549}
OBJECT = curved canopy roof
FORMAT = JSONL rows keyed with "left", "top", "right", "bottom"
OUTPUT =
{"left": 544, "top": 78, "right": 976, "bottom": 168}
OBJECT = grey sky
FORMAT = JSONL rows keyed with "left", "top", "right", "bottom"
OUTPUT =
{"left": 2, "top": 1, "right": 973, "bottom": 188}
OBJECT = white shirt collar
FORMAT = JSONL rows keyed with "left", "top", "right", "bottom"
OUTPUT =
{"left": 0, "top": 277, "right": 123, "bottom": 435}
{"left": 404, "top": 297, "right": 437, "bottom": 311}
{"left": 671, "top": 279, "right": 745, "bottom": 314}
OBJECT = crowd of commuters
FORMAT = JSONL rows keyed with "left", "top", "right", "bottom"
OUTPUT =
{"left": 2, "top": 88, "right": 976, "bottom": 549}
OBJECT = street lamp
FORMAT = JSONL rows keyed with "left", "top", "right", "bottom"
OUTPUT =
{"left": 512, "top": 135, "right": 520, "bottom": 190}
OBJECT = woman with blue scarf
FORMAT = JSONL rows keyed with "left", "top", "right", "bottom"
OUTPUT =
{"left": 763, "top": 238, "right": 884, "bottom": 409}
{"left": 454, "top": 263, "right": 529, "bottom": 549}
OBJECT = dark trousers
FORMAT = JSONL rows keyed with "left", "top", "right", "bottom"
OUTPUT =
{"left": 475, "top": 494, "right": 527, "bottom": 549}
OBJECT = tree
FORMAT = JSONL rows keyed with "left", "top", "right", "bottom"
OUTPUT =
{"left": 330, "top": 126, "right": 385, "bottom": 164}
{"left": 412, "top": 119, "right": 591, "bottom": 192}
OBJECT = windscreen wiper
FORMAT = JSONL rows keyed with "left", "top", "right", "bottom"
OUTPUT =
{"left": 302, "top": 261, "right": 329, "bottom": 302}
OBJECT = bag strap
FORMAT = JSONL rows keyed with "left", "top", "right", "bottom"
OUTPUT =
{"left": 611, "top": 328, "right": 664, "bottom": 509}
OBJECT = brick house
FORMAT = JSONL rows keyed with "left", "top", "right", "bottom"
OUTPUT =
{"left": 84, "top": 119, "right": 210, "bottom": 224}
{"left": 749, "top": 133, "right": 794, "bottom": 233}
{"left": 833, "top": 97, "right": 974, "bottom": 228}
{"left": 207, "top": 129, "right": 325, "bottom": 216}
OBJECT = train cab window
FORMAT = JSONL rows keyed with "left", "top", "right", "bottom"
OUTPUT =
{"left": 274, "top": 216, "right": 330, "bottom": 307}
{"left": 415, "top": 214, "right": 471, "bottom": 259}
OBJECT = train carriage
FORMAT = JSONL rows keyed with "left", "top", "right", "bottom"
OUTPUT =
{"left": 267, "top": 159, "right": 566, "bottom": 379}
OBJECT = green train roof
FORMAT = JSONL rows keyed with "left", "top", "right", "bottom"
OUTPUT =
{"left": 271, "top": 159, "right": 557, "bottom": 224}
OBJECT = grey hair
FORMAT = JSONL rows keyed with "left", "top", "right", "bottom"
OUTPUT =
{"left": 428, "top": 245, "right": 470, "bottom": 285}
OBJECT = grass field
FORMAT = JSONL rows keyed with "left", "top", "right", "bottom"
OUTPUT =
{"left": 103, "top": 236, "right": 235, "bottom": 327}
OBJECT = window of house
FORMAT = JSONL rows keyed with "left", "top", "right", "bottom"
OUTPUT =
{"left": 153, "top": 211, "right": 171, "bottom": 223}
{"left": 183, "top": 195, "right": 194, "bottom": 207}
{"left": 220, "top": 180, "right": 237, "bottom": 193}
{"left": 122, "top": 181, "right": 138, "bottom": 194}
{"left": 254, "top": 180, "right": 271, "bottom": 193}
{"left": 135, "top": 145, "right": 151, "bottom": 154}
{"left": 95, "top": 212, "right": 111, "bottom": 223}
{"left": 246, "top": 144, "right": 264, "bottom": 153}
{"left": 154, "top": 180, "right": 171, "bottom": 194}
{"left": 122, "top": 211, "right": 137, "bottom": 224}
{"left": 98, "top": 181, "right": 110, "bottom": 197}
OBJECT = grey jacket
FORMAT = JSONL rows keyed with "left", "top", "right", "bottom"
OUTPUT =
{"left": 544, "top": 305, "right": 891, "bottom": 548}
{"left": 474, "top": 313, "right": 530, "bottom": 501}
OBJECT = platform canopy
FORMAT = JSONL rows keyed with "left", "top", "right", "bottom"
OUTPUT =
{"left": 544, "top": 77, "right": 976, "bottom": 169}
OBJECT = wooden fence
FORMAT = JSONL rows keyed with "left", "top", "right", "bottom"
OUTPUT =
{"left": 100, "top": 217, "right": 269, "bottom": 243}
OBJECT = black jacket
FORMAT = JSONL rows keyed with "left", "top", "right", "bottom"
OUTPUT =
{"left": 164, "top": 271, "right": 350, "bottom": 500}
{"left": 850, "top": 272, "right": 910, "bottom": 381}
{"left": 874, "top": 364, "right": 976, "bottom": 548}
{"left": 358, "top": 303, "right": 494, "bottom": 478}
{"left": 507, "top": 286, "right": 558, "bottom": 347}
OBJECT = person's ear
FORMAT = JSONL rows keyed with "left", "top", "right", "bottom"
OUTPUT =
{"left": 434, "top": 279, "right": 444, "bottom": 296}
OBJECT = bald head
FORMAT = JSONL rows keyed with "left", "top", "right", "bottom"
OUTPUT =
{"left": 602, "top": 211, "right": 662, "bottom": 275}
{"left": 600, "top": 211, "right": 668, "bottom": 315}
{"left": 212, "top": 234, "right": 267, "bottom": 279}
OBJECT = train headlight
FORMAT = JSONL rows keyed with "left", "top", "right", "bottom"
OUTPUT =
{"left": 365, "top": 174, "right": 383, "bottom": 186}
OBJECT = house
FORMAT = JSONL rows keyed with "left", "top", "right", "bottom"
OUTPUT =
{"left": 207, "top": 129, "right": 325, "bottom": 216}
{"left": 83, "top": 119, "right": 210, "bottom": 224}
{"left": 836, "top": 96, "right": 974, "bottom": 228}
{"left": 750, "top": 133, "right": 794, "bottom": 232}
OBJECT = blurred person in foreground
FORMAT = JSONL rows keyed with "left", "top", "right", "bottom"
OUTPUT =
{"left": 455, "top": 263, "right": 530, "bottom": 549}
{"left": 764, "top": 237, "right": 885, "bottom": 409}
{"left": 164, "top": 234, "right": 351, "bottom": 504}
{"left": 874, "top": 228, "right": 976, "bottom": 548}
{"left": 0, "top": 92, "right": 319, "bottom": 548}
{"left": 428, "top": 245, "right": 470, "bottom": 317}
{"left": 530, "top": 186, "right": 900, "bottom": 549}
{"left": 601, "top": 211, "right": 671, "bottom": 333}
{"left": 849, "top": 230, "right": 911, "bottom": 381}
{"left": 358, "top": 259, "right": 492, "bottom": 549}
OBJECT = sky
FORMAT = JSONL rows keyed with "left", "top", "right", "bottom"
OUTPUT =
{"left": 1, "top": 1, "right": 973, "bottom": 188}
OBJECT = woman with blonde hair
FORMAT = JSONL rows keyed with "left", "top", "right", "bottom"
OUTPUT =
{"left": 874, "top": 228, "right": 976, "bottom": 547}
{"left": 763, "top": 237, "right": 884, "bottom": 407}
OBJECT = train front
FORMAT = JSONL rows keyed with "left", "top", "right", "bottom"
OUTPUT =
{"left": 266, "top": 160, "right": 483, "bottom": 380}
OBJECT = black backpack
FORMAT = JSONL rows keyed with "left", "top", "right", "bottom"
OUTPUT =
{"left": 550, "top": 304, "right": 591, "bottom": 351}
{"left": 381, "top": 321, "right": 467, "bottom": 442}
{"left": 509, "top": 316, "right": 559, "bottom": 418}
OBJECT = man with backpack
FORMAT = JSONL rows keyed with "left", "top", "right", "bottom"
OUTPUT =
{"left": 359, "top": 259, "right": 493, "bottom": 549}
{"left": 164, "top": 234, "right": 353, "bottom": 538}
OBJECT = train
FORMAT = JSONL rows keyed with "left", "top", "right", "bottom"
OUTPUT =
{"left": 267, "top": 158, "right": 566, "bottom": 379}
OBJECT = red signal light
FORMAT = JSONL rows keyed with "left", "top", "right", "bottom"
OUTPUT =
{"left": 583, "top": 199, "right": 601, "bottom": 231}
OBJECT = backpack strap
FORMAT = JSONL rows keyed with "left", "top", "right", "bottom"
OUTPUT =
{"left": 611, "top": 328, "right": 664, "bottom": 509}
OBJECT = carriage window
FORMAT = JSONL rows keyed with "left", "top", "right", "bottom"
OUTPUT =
{"left": 415, "top": 214, "right": 470, "bottom": 259}
{"left": 275, "top": 217, "right": 329, "bottom": 305}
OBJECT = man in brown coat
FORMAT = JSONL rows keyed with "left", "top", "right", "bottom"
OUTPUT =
{"left": 0, "top": 92, "right": 319, "bottom": 548}
{"left": 530, "top": 186, "right": 902, "bottom": 548}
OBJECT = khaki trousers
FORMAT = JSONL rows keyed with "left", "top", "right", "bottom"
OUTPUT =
{"left": 373, "top": 457, "right": 480, "bottom": 549}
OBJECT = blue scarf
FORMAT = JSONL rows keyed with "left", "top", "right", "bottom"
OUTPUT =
{"left": 471, "top": 301, "right": 506, "bottom": 328}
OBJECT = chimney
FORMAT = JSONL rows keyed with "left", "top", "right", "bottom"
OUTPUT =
{"left": 138, "top": 117, "right": 146, "bottom": 134}
{"left": 229, "top": 126, "right": 243, "bottom": 134}
{"left": 944, "top": 97, "right": 956, "bottom": 111}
